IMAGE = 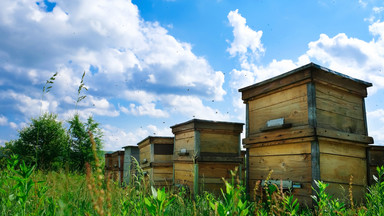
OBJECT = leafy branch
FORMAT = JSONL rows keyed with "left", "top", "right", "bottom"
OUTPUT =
{"left": 75, "top": 71, "right": 88, "bottom": 111}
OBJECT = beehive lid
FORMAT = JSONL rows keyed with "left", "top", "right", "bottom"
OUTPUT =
{"left": 122, "top": 145, "right": 139, "bottom": 149}
{"left": 239, "top": 62, "right": 372, "bottom": 101}
{"left": 137, "top": 136, "right": 174, "bottom": 149}
{"left": 170, "top": 118, "right": 244, "bottom": 134}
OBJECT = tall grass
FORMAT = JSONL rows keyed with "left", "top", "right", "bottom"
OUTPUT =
{"left": 1, "top": 154, "right": 384, "bottom": 215}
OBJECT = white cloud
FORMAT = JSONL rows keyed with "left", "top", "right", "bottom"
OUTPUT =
{"left": 306, "top": 23, "right": 384, "bottom": 93}
{"left": 226, "top": 8, "right": 384, "bottom": 146}
{"left": 0, "top": 115, "right": 8, "bottom": 126}
{"left": 9, "top": 122, "right": 18, "bottom": 129}
{"left": 163, "top": 95, "right": 230, "bottom": 121}
{"left": 227, "top": 9, "right": 264, "bottom": 59}
{"left": 120, "top": 103, "right": 169, "bottom": 118}
{"left": 0, "top": 0, "right": 227, "bottom": 117}
{"left": 367, "top": 109, "right": 384, "bottom": 144}
{"left": 102, "top": 124, "right": 172, "bottom": 151}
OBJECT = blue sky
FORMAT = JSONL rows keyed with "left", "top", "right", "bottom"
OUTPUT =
{"left": 1, "top": 0, "right": 384, "bottom": 150}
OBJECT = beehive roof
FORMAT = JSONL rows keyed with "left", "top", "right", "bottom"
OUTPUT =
{"left": 170, "top": 118, "right": 244, "bottom": 134}
{"left": 239, "top": 62, "right": 372, "bottom": 100}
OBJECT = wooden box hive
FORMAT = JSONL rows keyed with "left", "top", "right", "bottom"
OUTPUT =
{"left": 171, "top": 119, "right": 244, "bottom": 195}
{"left": 367, "top": 145, "right": 384, "bottom": 185}
{"left": 137, "top": 136, "right": 174, "bottom": 188}
{"left": 122, "top": 145, "right": 140, "bottom": 185}
{"left": 105, "top": 150, "right": 125, "bottom": 183}
{"left": 239, "top": 63, "right": 374, "bottom": 205}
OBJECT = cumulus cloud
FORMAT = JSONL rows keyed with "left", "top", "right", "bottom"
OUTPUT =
{"left": 367, "top": 109, "right": 384, "bottom": 144}
{"left": 0, "top": 0, "right": 228, "bottom": 148}
{"left": 306, "top": 23, "right": 384, "bottom": 93}
{"left": 102, "top": 124, "right": 172, "bottom": 151}
{"left": 227, "top": 9, "right": 264, "bottom": 59}
{"left": 0, "top": 115, "right": 8, "bottom": 126}
{"left": 163, "top": 95, "right": 230, "bottom": 121}
{"left": 226, "top": 8, "right": 384, "bottom": 144}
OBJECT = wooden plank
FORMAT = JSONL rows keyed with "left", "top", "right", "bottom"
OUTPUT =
{"left": 319, "top": 140, "right": 366, "bottom": 158}
{"left": 137, "top": 138, "right": 150, "bottom": 149}
{"left": 325, "top": 183, "right": 366, "bottom": 204}
{"left": 244, "top": 137, "right": 315, "bottom": 148}
{"left": 316, "top": 128, "right": 373, "bottom": 144}
{"left": 153, "top": 154, "right": 173, "bottom": 162}
{"left": 175, "top": 170, "right": 194, "bottom": 182}
{"left": 249, "top": 96, "right": 308, "bottom": 134}
{"left": 320, "top": 153, "right": 367, "bottom": 185}
{"left": 240, "top": 69, "right": 312, "bottom": 100}
{"left": 248, "top": 84, "right": 308, "bottom": 111}
{"left": 316, "top": 83, "right": 363, "bottom": 106}
{"left": 248, "top": 154, "right": 312, "bottom": 182}
{"left": 198, "top": 177, "right": 227, "bottom": 184}
{"left": 150, "top": 137, "right": 174, "bottom": 145}
{"left": 316, "top": 109, "right": 366, "bottom": 134}
{"left": 316, "top": 97, "right": 363, "bottom": 121}
{"left": 249, "top": 142, "right": 311, "bottom": 156}
{"left": 199, "top": 163, "right": 240, "bottom": 179}
{"left": 175, "top": 131, "right": 195, "bottom": 140}
{"left": 153, "top": 166, "right": 173, "bottom": 174}
{"left": 139, "top": 145, "right": 151, "bottom": 165}
{"left": 368, "top": 148, "right": 384, "bottom": 166}
{"left": 174, "top": 134, "right": 195, "bottom": 161}
{"left": 244, "top": 126, "right": 315, "bottom": 144}
{"left": 199, "top": 132, "right": 240, "bottom": 154}
{"left": 313, "top": 71, "right": 368, "bottom": 97}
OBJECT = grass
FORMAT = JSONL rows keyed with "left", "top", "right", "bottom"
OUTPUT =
{"left": 1, "top": 153, "right": 384, "bottom": 215}
{"left": 1, "top": 137, "right": 384, "bottom": 215}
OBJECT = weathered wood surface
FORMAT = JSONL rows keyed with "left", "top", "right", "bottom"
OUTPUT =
{"left": 248, "top": 154, "right": 312, "bottom": 182}
{"left": 200, "top": 132, "right": 240, "bottom": 154}
{"left": 325, "top": 183, "right": 366, "bottom": 203}
{"left": 174, "top": 131, "right": 195, "bottom": 161}
{"left": 320, "top": 153, "right": 367, "bottom": 185}
{"left": 367, "top": 146, "right": 384, "bottom": 185}
{"left": 248, "top": 85, "right": 308, "bottom": 135}
{"left": 244, "top": 126, "right": 315, "bottom": 144}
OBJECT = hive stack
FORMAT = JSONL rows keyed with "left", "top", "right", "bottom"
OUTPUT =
{"left": 171, "top": 119, "right": 244, "bottom": 195}
{"left": 239, "top": 63, "right": 373, "bottom": 205}
{"left": 137, "top": 136, "right": 174, "bottom": 188}
{"left": 105, "top": 150, "right": 125, "bottom": 183}
{"left": 122, "top": 145, "right": 140, "bottom": 185}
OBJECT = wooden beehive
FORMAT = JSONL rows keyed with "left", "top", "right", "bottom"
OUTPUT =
{"left": 367, "top": 145, "right": 384, "bottom": 185}
{"left": 171, "top": 119, "right": 244, "bottom": 195}
{"left": 137, "top": 136, "right": 174, "bottom": 188}
{"left": 122, "top": 145, "right": 140, "bottom": 185}
{"left": 105, "top": 150, "right": 125, "bottom": 183}
{"left": 239, "top": 63, "right": 374, "bottom": 205}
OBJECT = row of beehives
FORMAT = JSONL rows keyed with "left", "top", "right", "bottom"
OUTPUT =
{"left": 105, "top": 118, "right": 246, "bottom": 195}
{"left": 106, "top": 63, "right": 384, "bottom": 206}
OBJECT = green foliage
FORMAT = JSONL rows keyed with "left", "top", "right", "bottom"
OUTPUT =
{"left": 208, "top": 171, "right": 251, "bottom": 216}
{"left": 312, "top": 180, "right": 346, "bottom": 215}
{"left": 144, "top": 187, "right": 175, "bottom": 216}
{"left": 283, "top": 195, "right": 299, "bottom": 215}
{"left": 5, "top": 113, "right": 69, "bottom": 170}
{"left": 68, "top": 114, "right": 103, "bottom": 171}
{"left": 2, "top": 152, "right": 384, "bottom": 216}
{"left": 365, "top": 166, "right": 384, "bottom": 215}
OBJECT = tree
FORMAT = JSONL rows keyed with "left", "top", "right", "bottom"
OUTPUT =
{"left": 6, "top": 113, "right": 69, "bottom": 170}
{"left": 68, "top": 114, "right": 103, "bottom": 171}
